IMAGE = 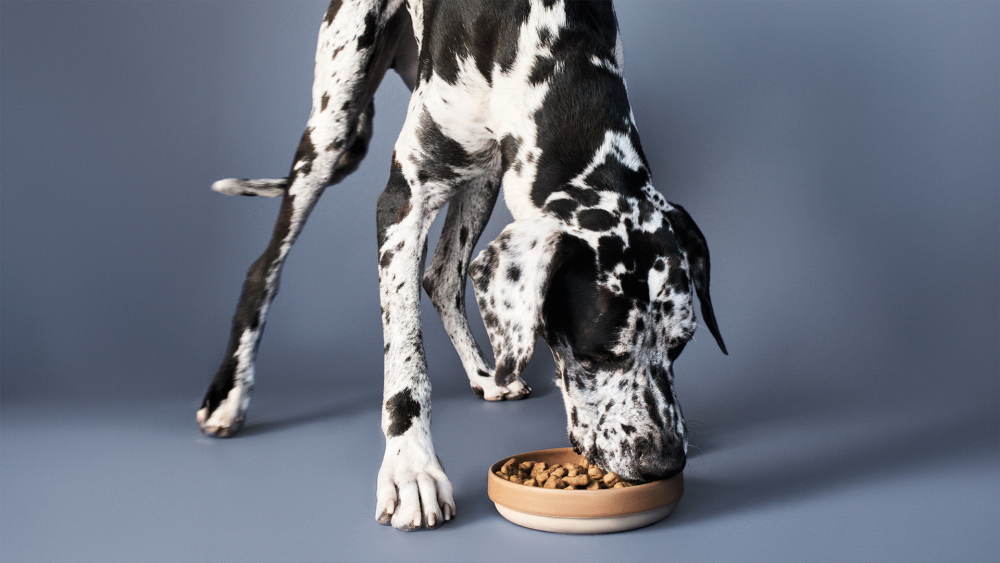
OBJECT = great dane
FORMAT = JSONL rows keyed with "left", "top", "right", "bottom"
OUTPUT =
{"left": 197, "top": 0, "right": 727, "bottom": 530}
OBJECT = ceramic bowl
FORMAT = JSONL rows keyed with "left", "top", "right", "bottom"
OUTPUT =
{"left": 487, "top": 447, "right": 683, "bottom": 534}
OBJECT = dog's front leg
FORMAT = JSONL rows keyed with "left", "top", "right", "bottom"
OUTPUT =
{"left": 373, "top": 157, "right": 455, "bottom": 530}
{"left": 470, "top": 218, "right": 565, "bottom": 394}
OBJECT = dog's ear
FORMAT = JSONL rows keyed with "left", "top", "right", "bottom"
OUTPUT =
{"left": 665, "top": 203, "right": 728, "bottom": 355}
{"left": 469, "top": 218, "right": 565, "bottom": 387}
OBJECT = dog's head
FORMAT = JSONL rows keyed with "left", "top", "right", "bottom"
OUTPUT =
{"left": 471, "top": 203, "right": 726, "bottom": 483}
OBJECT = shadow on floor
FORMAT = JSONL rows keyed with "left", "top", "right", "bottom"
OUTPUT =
{"left": 671, "top": 403, "right": 996, "bottom": 526}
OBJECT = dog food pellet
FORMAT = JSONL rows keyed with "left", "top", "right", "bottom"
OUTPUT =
{"left": 602, "top": 472, "right": 621, "bottom": 487}
{"left": 494, "top": 458, "right": 635, "bottom": 489}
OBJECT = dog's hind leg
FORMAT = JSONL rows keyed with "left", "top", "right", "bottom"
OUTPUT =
{"left": 418, "top": 113, "right": 530, "bottom": 402}
{"left": 421, "top": 180, "right": 532, "bottom": 401}
{"left": 197, "top": 0, "right": 409, "bottom": 437}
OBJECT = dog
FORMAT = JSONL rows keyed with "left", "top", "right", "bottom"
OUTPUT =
{"left": 196, "top": 0, "right": 727, "bottom": 530}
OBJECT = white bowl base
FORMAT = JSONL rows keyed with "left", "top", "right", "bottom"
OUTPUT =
{"left": 494, "top": 502, "right": 677, "bottom": 534}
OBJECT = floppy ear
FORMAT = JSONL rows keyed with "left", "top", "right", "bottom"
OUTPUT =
{"left": 469, "top": 218, "right": 564, "bottom": 387}
{"left": 665, "top": 203, "right": 728, "bottom": 355}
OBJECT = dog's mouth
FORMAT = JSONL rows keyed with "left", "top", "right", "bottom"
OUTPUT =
{"left": 555, "top": 356, "right": 688, "bottom": 483}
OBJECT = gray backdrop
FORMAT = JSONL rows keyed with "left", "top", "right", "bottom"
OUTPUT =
{"left": 2, "top": 1, "right": 997, "bottom": 562}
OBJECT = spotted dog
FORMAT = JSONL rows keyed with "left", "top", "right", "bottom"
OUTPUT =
{"left": 197, "top": 0, "right": 727, "bottom": 531}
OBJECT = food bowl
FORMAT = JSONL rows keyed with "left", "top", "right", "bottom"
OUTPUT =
{"left": 487, "top": 447, "right": 683, "bottom": 534}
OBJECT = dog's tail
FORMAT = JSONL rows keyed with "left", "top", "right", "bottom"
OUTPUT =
{"left": 212, "top": 178, "right": 287, "bottom": 198}
{"left": 211, "top": 0, "right": 415, "bottom": 199}
{"left": 666, "top": 203, "right": 728, "bottom": 355}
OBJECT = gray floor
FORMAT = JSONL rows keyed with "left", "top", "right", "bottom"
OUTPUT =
{"left": 3, "top": 361, "right": 996, "bottom": 563}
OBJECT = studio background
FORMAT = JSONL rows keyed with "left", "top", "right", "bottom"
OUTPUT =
{"left": 2, "top": 1, "right": 997, "bottom": 562}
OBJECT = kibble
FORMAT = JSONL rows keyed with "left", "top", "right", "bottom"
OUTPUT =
{"left": 494, "top": 458, "right": 635, "bottom": 489}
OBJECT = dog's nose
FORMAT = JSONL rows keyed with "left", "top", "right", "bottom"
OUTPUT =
{"left": 636, "top": 447, "right": 686, "bottom": 482}
{"left": 600, "top": 438, "right": 686, "bottom": 483}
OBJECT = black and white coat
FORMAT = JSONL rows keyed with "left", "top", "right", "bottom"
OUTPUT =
{"left": 197, "top": 0, "right": 727, "bottom": 531}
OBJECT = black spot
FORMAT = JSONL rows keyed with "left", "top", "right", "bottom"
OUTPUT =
{"left": 506, "top": 265, "right": 521, "bottom": 282}
{"left": 292, "top": 129, "right": 317, "bottom": 177}
{"left": 545, "top": 198, "right": 579, "bottom": 221}
{"left": 499, "top": 134, "right": 521, "bottom": 171}
{"left": 621, "top": 423, "right": 636, "bottom": 435}
{"left": 416, "top": 111, "right": 469, "bottom": 182}
{"left": 577, "top": 209, "right": 616, "bottom": 231}
{"left": 385, "top": 388, "right": 421, "bottom": 437}
{"left": 569, "top": 433, "right": 581, "bottom": 454}
{"left": 375, "top": 160, "right": 411, "bottom": 248}
{"left": 459, "top": 225, "right": 469, "bottom": 246}
{"left": 642, "top": 386, "right": 664, "bottom": 432}
{"left": 324, "top": 0, "right": 342, "bottom": 25}
{"left": 584, "top": 153, "right": 650, "bottom": 198}
{"left": 357, "top": 11, "right": 378, "bottom": 49}
{"left": 637, "top": 198, "right": 656, "bottom": 224}
{"left": 666, "top": 256, "right": 690, "bottom": 293}
{"left": 320, "top": 93, "right": 330, "bottom": 111}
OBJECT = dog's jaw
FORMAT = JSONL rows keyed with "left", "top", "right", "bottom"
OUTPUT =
{"left": 554, "top": 351, "right": 688, "bottom": 483}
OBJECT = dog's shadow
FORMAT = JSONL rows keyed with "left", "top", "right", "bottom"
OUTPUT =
{"left": 238, "top": 401, "right": 371, "bottom": 437}
{"left": 235, "top": 364, "right": 556, "bottom": 438}
{"left": 669, "top": 393, "right": 995, "bottom": 527}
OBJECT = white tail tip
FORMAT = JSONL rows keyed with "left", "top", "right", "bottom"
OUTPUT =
{"left": 211, "top": 178, "right": 287, "bottom": 198}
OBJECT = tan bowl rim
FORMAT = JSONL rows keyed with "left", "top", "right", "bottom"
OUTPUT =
{"left": 487, "top": 447, "right": 683, "bottom": 518}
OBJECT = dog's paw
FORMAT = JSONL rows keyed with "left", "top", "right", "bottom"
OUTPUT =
{"left": 196, "top": 386, "right": 249, "bottom": 438}
{"left": 376, "top": 439, "right": 455, "bottom": 531}
{"left": 472, "top": 377, "right": 532, "bottom": 401}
